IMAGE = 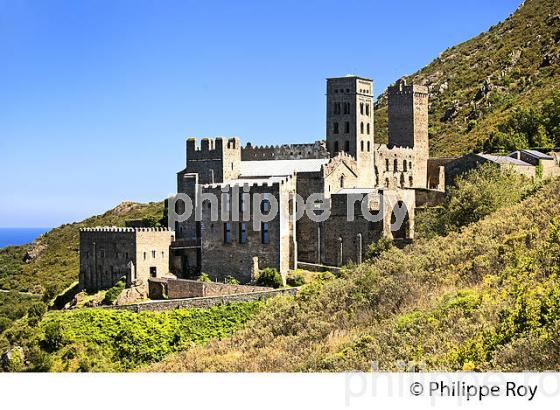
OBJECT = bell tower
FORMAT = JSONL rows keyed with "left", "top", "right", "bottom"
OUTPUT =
{"left": 326, "top": 75, "right": 375, "bottom": 184}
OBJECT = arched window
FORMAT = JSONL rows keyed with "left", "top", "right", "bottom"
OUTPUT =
{"left": 365, "top": 104, "right": 370, "bottom": 116}
{"left": 403, "top": 160, "right": 408, "bottom": 172}
{"left": 400, "top": 173, "right": 405, "bottom": 187}
{"left": 366, "top": 123, "right": 370, "bottom": 134}
{"left": 360, "top": 103, "right": 364, "bottom": 115}
{"left": 385, "top": 158, "right": 390, "bottom": 171}
{"left": 333, "top": 122, "right": 339, "bottom": 134}
{"left": 385, "top": 178, "right": 389, "bottom": 188}
{"left": 334, "top": 141, "right": 339, "bottom": 152}
{"left": 409, "top": 176, "right": 414, "bottom": 187}
{"left": 340, "top": 175, "right": 345, "bottom": 188}
{"left": 394, "top": 158, "right": 398, "bottom": 171}
{"left": 360, "top": 122, "right": 364, "bottom": 134}
{"left": 361, "top": 141, "right": 364, "bottom": 151}
{"left": 367, "top": 141, "right": 371, "bottom": 152}
{"left": 344, "top": 140, "right": 350, "bottom": 152}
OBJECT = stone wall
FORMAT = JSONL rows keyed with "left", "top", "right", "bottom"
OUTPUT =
{"left": 148, "top": 278, "right": 271, "bottom": 299}
{"left": 199, "top": 176, "right": 296, "bottom": 283}
{"left": 107, "top": 287, "right": 299, "bottom": 312}
{"left": 241, "top": 141, "right": 328, "bottom": 161}
{"left": 79, "top": 227, "right": 174, "bottom": 291}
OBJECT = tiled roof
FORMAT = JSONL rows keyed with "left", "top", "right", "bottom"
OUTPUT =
{"left": 477, "top": 153, "right": 532, "bottom": 166}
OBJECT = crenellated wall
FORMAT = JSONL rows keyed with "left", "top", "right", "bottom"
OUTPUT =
{"left": 241, "top": 141, "right": 328, "bottom": 161}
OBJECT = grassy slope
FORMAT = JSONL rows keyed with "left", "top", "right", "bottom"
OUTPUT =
{"left": 374, "top": 0, "right": 560, "bottom": 156}
{"left": 150, "top": 179, "right": 560, "bottom": 372}
{"left": 0, "top": 201, "right": 164, "bottom": 294}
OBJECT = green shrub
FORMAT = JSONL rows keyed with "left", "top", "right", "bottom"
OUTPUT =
{"left": 286, "top": 274, "right": 305, "bottom": 287}
{"left": 27, "top": 301, "right": 47, "bottom": 326}
{"left": 198, "top": 272, "right": 212, "bottom": 283}
{"left": 225, "top": 276, "right": 240, "bottom": 285}
{"left": 365, "top": 236, "right": 393, "bottom": 259}
{"left": 256, "top": 268, "right": 283, "bottom": 289}
{"left": 102, "top": 276, "right": 126, "bottom": 305}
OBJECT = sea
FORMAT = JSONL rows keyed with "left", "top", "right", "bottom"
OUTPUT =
{"left": 0, "top": 228, "right": 51, "bottom": 249}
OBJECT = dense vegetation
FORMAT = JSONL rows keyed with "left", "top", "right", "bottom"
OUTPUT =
{"left": 375, "top": 0, "right": 560, "bottom": 156}
{"left": 0, "top": 201, "right": 164, "bottom": 328}
{"left": 149, "top": 175, "right": 560, "bottom": 372}
{"left": 415, "top": 163, "right": 538, "bottom": 239}
{"left": 1, "top": 302, "right": 261, "bottom": 372}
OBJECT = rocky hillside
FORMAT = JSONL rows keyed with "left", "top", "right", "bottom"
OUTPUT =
{"left": 375, "top": 0, "right": 560, "bottom": 156}
{"left": 0, "top": 201, "right": 165, "bottom": 296}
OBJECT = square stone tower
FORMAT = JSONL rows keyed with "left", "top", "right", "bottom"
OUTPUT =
{"left": 388, "top": 79, "right": 429, "bottom": 187}
{"left": 326, "top": 75, "right": 375, "bottom": 184}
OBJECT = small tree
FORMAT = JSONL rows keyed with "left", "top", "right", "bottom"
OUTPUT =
{"left": 256, "top": 268, "right": 283, "bottom": 289}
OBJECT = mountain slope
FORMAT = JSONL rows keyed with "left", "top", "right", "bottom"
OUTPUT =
{"left": 375, "top": 0, "right": 560, "bottom": 156}
{"left": 0, "top": 201, "right": 164, "bottom": 295}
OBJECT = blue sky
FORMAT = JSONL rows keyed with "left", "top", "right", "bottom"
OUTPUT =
{"left": 0, "top": 0, "right": 521, "bottom": 227}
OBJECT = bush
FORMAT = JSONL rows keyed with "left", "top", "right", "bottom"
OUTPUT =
{"left": 444, "top": 163, "right": 531, "bottom": 231}
{"left": 27, "top": 301, "right": 47, "bottom": 326}
{"left": 366, "top": 236, "right": 393, "bottom": 259}
{"left": 198, "top": 273, "right": 212, "bottom": 283}
{"left": 102, "top": 276, "right": 126, "bottom": 305}
{"left": 225, "top": 276, "right": 240, "bottom": 285}
{"left": 286, "top": 275, "right": 305, "bottom": 287}
{"left": 256, "top": 268, "right": 284, "bottom": 289}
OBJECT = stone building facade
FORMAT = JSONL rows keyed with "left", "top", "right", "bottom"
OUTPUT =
{"left": 80, "top": 75, "right": 434, "bottom": 290}
{"left": 169, "top": 75, "right": 430, "bottom": 284}
{"left": 79, "top": 227, "right": 174, "bottom": 290}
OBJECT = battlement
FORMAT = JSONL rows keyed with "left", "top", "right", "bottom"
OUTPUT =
{"left": 388, "top": 79, "right": 428, "bottom": 97}
{"left": 80, "top": 227, "right": 172, "bottom": 233}
{"left": 202, "top": 175, "right": 293, "bottom": 190}
{"left": 186, "top": 137, "right": 241, "bottom": 160}
{"left": 241, "top": 141, "right": 328, "bottom": 161}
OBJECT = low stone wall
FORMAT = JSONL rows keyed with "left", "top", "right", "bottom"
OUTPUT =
{"left": 415, "top": 188, "right": 446, "bottom": 207}
{"left": 106, "top": 287, "right": 299, "bottom": 312}
{"left": 297, "top": 262, "right": 341, "bottom": 274}
{"left": 148, "top": 278, "right": 271, "bottom": 300}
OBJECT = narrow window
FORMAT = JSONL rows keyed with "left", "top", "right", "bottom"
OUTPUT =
{"left": 224, "top": 223, "right": 232, "bottom": 244}
{"left": 261, "top": 199, "right": 271, "bottom": 213}
{"left": 333, "top": 122, "right": 339, "bottom": 134}
{"left": 409, "top": 176, "right": 414, "bottom": 187}
{"left": 403, "top": 160, "right": 408, "bottom": 172}
{"left": 409, "top": 161, "right": 413, "bottom": 170}
{"left": 143, "top": 252, "right": 147, "bottom": 260}
{"left": 394, "top": 159, "right": 398, "bottom": 171}
{"left": 385, "top": 178, "right": 389, "bottom": 187}
{"left": 152, "top": 250, "right": 156, "bottom": 258}
{"left": 344, "top": 140, "right": 350, "bottom": 152}
{"left": 261, "top": 223, "right": 270, "bottom": 244}
{"left": 334, "top": 141, "right": 339, "bottom": 152}
{"left": 239, "top": 223, "right": 247, "bottom": 244}
{"left": 340, "top": 175, "right": 345, "bottom": 188}
{"left": 385, "top": 158, "right": 390, "bottom": 171}
{"left": 367, "top": 123, "right": 370, "bottom": 134}
{"left": 361, "top": 141, "right": 364, "bottom": 152}
{"left": 367, "top": 141, "right": 371, "bottom": 152}
{"left": 365, "top": 104, "right": 370, "bottom": 116}
{"left": 345, "top": 121, "right": 350, "bottom": 133}
{"left": 360, "top": 103, "right": 364, "bottom": 115}
{"left": 360, "top": 122, "right": 364, "bottom": 134}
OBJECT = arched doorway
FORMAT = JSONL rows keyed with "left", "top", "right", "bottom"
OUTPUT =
{"left": 390, "top": 200, "right": 409, "bottom": 239}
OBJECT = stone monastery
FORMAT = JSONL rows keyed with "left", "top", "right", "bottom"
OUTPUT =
{"left": 79, "top": 75, "right": 438, "bottom": 290}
